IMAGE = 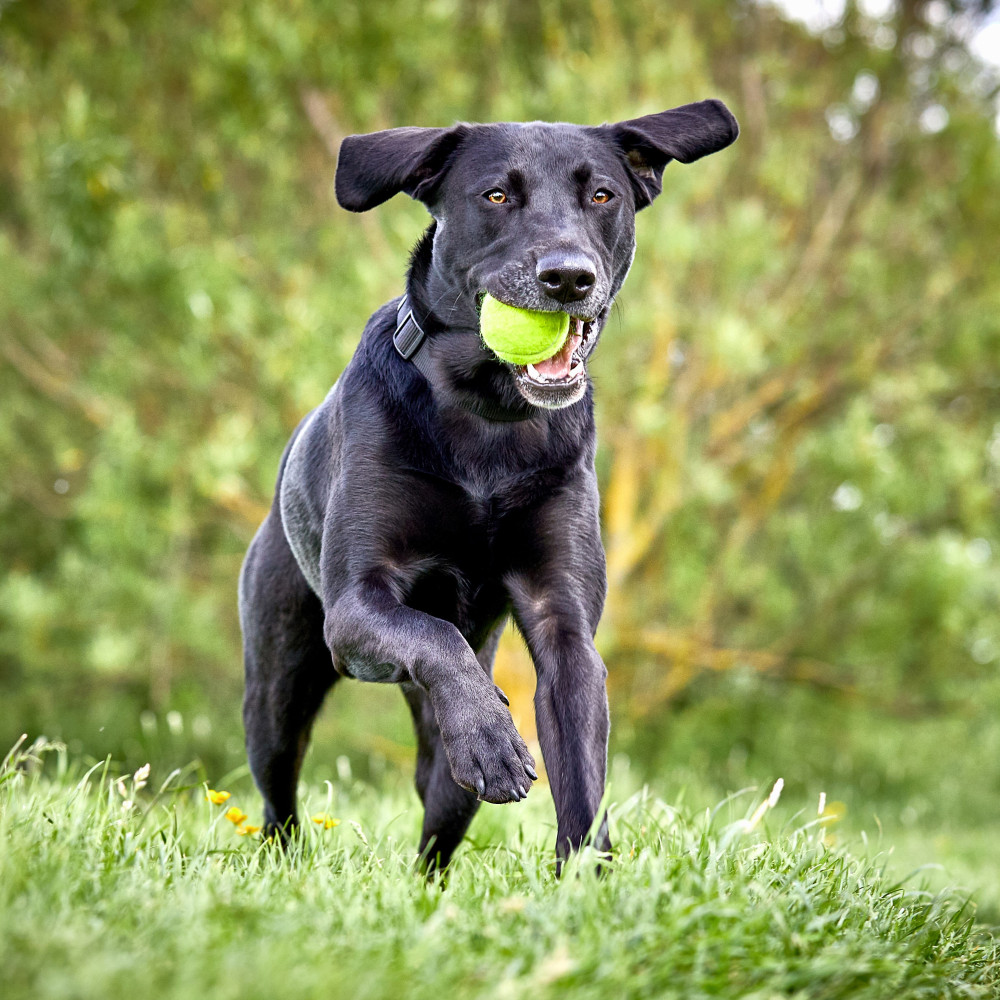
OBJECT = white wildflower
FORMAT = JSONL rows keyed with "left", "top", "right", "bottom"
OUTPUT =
{"left": 768, "top": 777, "right": 784, "bottom": 808}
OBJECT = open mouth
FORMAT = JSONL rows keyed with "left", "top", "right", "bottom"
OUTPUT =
{"left": 517, "top": 317, "right": 595, "bottom": 387}
{"left": 473, "top": 291, "right": 602, "bottom": 409}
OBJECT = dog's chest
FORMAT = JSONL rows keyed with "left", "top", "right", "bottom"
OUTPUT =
{"left": 388, "top": 468, "right": 560, "bottom": 643}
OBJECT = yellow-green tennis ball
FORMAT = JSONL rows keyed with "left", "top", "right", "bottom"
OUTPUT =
{"left": 479, "top": 294, "right": 571, "bottom": 365}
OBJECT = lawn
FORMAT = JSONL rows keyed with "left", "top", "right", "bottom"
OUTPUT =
{"left": 2, "top": 737, "right": 997, "bottom": 1000}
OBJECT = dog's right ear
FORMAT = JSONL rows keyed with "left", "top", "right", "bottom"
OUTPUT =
{"left": 335, "top": 125, "right": 469, "bottom": 213}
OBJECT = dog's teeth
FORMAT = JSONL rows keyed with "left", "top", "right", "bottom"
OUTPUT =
{"left": 527, "top": 363, "right": 557, "bottom": 384}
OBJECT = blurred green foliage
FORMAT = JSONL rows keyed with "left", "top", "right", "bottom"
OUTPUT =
{"left": 1, "top": 0, "right": 999, "bottom": 841}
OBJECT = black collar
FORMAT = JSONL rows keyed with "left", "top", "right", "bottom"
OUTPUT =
{"left": 393, "top": 292, "right": 534, "bottom": 423}
{"left": 393, "top": 294, "right": 436, "bottom": 382}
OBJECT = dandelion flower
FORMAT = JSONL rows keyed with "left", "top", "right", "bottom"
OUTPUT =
{"left": 225, "top": 806, "right": 248, "bottom": 825}
{"left": 819, "top": 799, "right": 846, "bottom": 847}
{"left": 206, "top": 789, "right": 231, "bottom": 805}
{"left": 312, "top": 813, "right": 340, "bottom": 830}
{"left": 819, "top": 800, "right": 846, "bottom": 826}
{"left": 236, "top": 824, "right": 261, "bottom": 836}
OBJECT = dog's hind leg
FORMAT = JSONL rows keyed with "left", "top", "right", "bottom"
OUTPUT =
{"left": 402, "top": 621, "right": 506, "bottom": 873}
{"left": 240, "top": 512, "right": 338, "bottom": 840}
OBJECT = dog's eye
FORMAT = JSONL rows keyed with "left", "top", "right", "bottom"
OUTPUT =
{"left": 485, "top": 190, "right": 508, "bottom": 204}
{"left": 592, "top": 190, "right": 613, "bottom": 204}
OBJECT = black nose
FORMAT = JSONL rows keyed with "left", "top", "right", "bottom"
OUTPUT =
{"left": 536, "top": 253, "right": 596, "bottom": 304}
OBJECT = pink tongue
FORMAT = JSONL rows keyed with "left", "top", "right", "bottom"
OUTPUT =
{"left": 533, "top": 331, "right": 582, "bottom": 380}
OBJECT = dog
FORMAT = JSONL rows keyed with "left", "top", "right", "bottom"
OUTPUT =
{"left": 239, "top": 100, "right": 738, "bottom": 870}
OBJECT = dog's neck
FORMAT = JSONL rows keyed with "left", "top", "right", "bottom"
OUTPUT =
{"left": 406, "top": 225, "right": 476, "bottom": 333}
{"left": 403, "top": 227, "right": 538, "bottom": 424}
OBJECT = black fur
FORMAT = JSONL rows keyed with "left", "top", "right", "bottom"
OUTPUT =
{"left": 240, "top": 101, "right": 738, "bottom": 870}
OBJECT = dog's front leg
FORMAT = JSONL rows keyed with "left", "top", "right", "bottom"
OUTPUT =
{"left": 510, "top": 579, "right": 612, "bottom": 862}
{"left": 324, "top": 575, "right": 536, "bottom": 804}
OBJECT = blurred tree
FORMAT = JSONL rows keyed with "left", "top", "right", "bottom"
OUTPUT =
{"left": 0, "top": 0, "right": 997, "bottom": 762}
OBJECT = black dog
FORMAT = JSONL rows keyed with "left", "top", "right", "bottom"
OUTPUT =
{"left": 240, "top": 100, "right": 738, "bottom": 869}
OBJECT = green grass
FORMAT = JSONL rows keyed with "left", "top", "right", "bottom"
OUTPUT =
{"left": 2, "top": 739, "right": 997, "bottom": 1000}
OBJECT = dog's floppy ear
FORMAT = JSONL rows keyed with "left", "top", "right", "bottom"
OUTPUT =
{"left": 605, "top": 99, "right": 739, "bottom": 210}
{"left": 335, "top": 125, "right": 469, "bottom": 213}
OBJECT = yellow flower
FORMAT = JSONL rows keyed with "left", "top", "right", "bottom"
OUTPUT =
{"left": 206, "top": 788, "right": 231, "bottom": 805}
{"left": 819, "top": 800, "right": 846, "bottom": 826}
{"left": 818, "top": 800, "right": 847, "bottom": 847}
{"left": 225, "top": 806, "right": 248, "bottom": 825}
{"left": 237, "top": 824, "right": 261, "bottom": 836}
{"left": 312, "top": 813, "right": 340, "bottom": 830}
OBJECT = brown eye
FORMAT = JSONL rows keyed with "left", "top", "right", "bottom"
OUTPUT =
{"left": 592, "top": 190, "right": 612, "bottom": 204}
{"left": 485, "top": 190, "right": 507, "bottom": 204}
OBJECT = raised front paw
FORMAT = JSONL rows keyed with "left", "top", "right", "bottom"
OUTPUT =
{"left": 438, "top": 697, "right": 537, "bottom": 804}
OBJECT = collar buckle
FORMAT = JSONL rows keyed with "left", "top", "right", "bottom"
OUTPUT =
{"left": 393, "top": 295, "right": 426, "bottom": 360}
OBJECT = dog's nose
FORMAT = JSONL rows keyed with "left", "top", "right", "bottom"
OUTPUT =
{"left": 536, "top": 254, "right": 596, "bottom": 304}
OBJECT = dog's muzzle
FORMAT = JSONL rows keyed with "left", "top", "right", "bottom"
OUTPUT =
{"left": 510, "top": 315, "right": 599, "bottom": 410}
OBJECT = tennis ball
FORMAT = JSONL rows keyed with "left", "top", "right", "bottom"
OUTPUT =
{"left": 479, "top": 294, "right": 571, "bottom": 365}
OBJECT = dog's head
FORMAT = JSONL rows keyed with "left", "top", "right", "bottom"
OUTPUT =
{"left": 336, "top": 102, "right": 738, "bottom": 411}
